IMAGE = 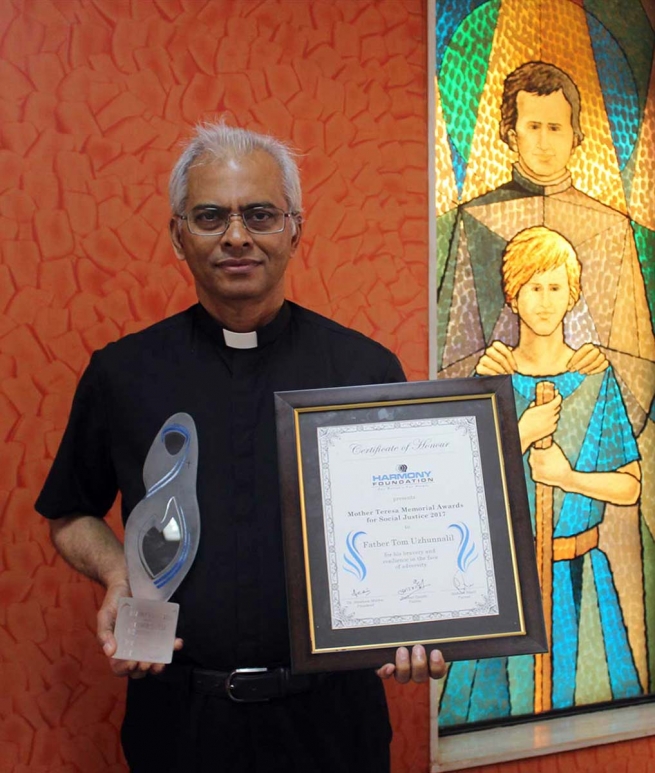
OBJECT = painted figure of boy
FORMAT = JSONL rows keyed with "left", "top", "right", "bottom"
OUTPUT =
{"left": 440, "top": 226, "right": 643, "bottom": 724}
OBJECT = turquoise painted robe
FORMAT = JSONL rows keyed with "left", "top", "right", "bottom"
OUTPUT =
{"left": 440, "top": 367, "right": 642, "bottom": 726}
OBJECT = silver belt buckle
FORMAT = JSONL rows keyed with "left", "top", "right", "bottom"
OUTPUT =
{"left": 225, "top": 667, "right": 269, "bottom": 703}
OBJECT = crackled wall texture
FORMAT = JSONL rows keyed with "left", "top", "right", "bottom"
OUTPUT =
{"left": 0, "top": 0, "right": 653, "bottom": 771}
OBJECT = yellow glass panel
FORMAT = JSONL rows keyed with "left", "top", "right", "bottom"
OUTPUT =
{"left": 434, "top": 77, "right": 458, "bottom": 218}
{"left": 599, "top": 504, "right": 648, "bottom": 690}
{"left": 629, "top": 56, "right": 655, "bottom": 230}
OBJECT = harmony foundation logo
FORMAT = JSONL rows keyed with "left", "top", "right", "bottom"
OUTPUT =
{"left": 371, "top": 464, "right": 434, "bottom": 487}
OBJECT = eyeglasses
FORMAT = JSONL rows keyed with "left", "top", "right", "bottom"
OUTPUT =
{"left": 178, "top": 206, "right": 297, "bottom": 236}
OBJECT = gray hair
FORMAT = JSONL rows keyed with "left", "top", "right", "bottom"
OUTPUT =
{"left": 169, "top": 122, "right": 302, "bottom": 216}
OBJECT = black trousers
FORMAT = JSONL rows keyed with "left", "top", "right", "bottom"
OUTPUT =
{"left": 122, "top": 669, "right": 392, "bottom": 772}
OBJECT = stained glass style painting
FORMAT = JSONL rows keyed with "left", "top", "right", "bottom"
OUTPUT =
{"left": 433, "top": 0, "right": 655, "bottom": 733}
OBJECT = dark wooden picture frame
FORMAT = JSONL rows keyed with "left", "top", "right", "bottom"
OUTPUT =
{"left": 275, "top": 376, "right": 547, "bottom": 674}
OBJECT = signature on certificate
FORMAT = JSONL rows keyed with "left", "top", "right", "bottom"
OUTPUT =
{"left": 351, "top": 587, "right": 371, "bottom": 598}
{"left": 398, "top": 578, "right": 430, "bottom": 601}
{"left": 452, "top": 571, "right": 475, "bottom": 593}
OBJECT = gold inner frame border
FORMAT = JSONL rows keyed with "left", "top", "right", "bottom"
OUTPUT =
{"left": 291, "top": 392, "right": 526, "bottom": 655}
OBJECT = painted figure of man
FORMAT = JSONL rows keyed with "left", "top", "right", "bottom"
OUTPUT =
{"left": 440, "top": 226, "right": 643, "bottom": 725}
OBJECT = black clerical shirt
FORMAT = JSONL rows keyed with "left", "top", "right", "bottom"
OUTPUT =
{"left": 36, "top": 301, "right": 405, "bottom": 671}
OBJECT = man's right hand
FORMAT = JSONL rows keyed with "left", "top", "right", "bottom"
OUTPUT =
{"left": 97, "top": 578, "right": 183, "bottom": 679}
{"left": 475, "top": 341, "right": 517, "bottom": 376}
{"left": 517, "top": 392, "right": 562, "bottom": 453}
{"left": 48, "top": 514, "right": 184, "bottom": 680}
{"left": 567, "top": 342, "right": 609, "bottom": 375}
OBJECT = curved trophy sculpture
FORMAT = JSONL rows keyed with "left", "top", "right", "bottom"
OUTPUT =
{"left": 114, "top": 413, "right": 200, "bottom": 663}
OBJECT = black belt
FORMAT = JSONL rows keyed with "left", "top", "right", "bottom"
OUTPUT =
{"left": 156, "top": 665, "right": 324, "bottom": 703}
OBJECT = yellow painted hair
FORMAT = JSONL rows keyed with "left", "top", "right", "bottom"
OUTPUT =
{"left": 502, "top": 226, "right": 581, "bottom": 307}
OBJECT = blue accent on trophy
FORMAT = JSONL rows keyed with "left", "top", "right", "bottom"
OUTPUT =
{"left": 115, "top": 413, "right": 200, "bottom": 662}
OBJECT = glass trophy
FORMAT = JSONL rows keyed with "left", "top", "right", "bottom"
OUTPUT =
{"left": 114, "top": 413, "right": 200, "bottom": 663}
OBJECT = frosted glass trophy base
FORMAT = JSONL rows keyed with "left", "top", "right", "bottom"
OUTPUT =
{"left": 114, "top": 597, "right": 179, "bottom": 664}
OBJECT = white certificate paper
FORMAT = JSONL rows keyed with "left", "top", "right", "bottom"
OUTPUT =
{"left": 318, "top": 417, "right": 498, "bottom": 630}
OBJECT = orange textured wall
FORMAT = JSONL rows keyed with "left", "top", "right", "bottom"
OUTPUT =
{"left": 0, "top": 0, "right": 651, "bottom": 771}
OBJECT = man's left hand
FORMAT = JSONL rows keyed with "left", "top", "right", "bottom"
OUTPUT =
{"left": 528, "top": 441, "right": 573, "bottom": 489}
{"left": 475, "top": 341, "right": 517, "bottom": 376}
{"left": 376, "top": 645, "right": 446, "bottom": 683}
{"left": 567, "top": 343, "right": 609, "bottom": 375}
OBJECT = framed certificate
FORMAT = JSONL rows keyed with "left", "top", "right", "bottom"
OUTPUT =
{"left": 275, "top": 376, "right": 547, "bottom": 674}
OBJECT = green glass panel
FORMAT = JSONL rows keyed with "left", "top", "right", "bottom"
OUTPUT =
{"left": 436, "top": 212, "right": 460, "bottom": 370}
{"left": 632, "top": 221, "right": 655, "bottom": 323}
{"left": 439, "top": 0, "right": 499, "bottom": 165}
{"left": 437, "top": 207, "right": 458, "bottom": 289}
{"left": 462, "top": 211, "right": 505, "bottom": 342}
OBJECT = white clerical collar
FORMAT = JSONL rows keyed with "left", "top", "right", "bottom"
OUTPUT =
{"left": 514, "top": 163, "right": 571, "bottom": 193}
{"left": 222, "top": 328, "right": 258, "bottom": 349}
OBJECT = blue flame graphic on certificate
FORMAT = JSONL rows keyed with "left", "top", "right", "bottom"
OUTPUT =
{"left": 448, "top": 522, "right": 478, "bottom": 594}
{"left": 343, "top": 531, "right": 368, "bottom": 581}
{"left": 449, "top": 522, "right": 478, "bottom": 571}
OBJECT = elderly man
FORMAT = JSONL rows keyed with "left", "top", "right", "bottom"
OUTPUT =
{"left": 36, "top": 123, "right": 445, "bottom": 773}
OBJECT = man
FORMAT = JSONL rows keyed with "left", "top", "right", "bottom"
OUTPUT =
{"left": 437, "top": 61, "right": 655, "bottom": 436}
{"left": 36, "top": 123, "right": 445, "bottom": 772}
